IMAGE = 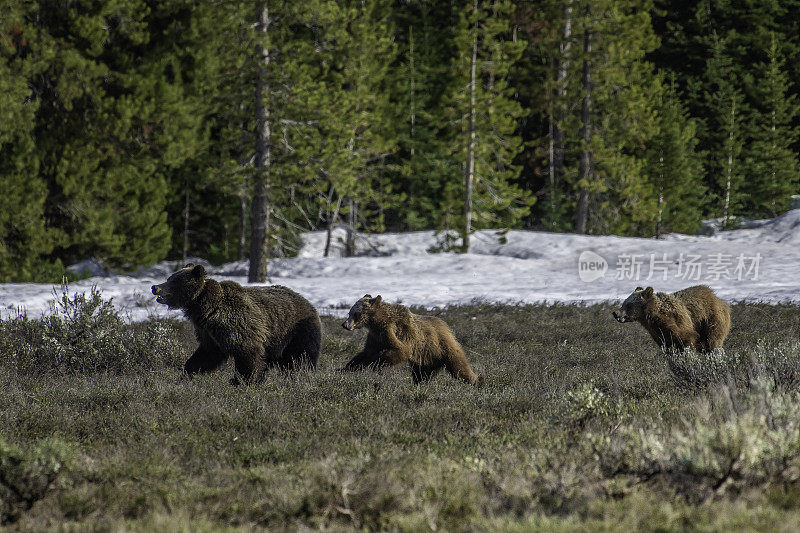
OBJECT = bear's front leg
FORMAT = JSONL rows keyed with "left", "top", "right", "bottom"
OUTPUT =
{"left": 184, "top": 345, "right": 227, "bottom": 376}
{"left": 231, "top": 344, "right": 266, "bottom": 385}
{"left": 378, "top": 347, "right": 409, "bottom": 366}
{"left": 341, "top": 350, "right": 387, "bottom": 371}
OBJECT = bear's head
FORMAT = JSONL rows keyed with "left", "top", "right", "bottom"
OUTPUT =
{"left": 342, "top": 294, "right": 382, "bottom": 330}
{"left": 613, "top": 286, "right": 653, "bottom": 323}
{"left": 151, "top": 264, "right": 206, "bottom": 310}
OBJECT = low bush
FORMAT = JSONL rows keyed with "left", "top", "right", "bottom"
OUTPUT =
{"left": 593, "top": 380, "right": 800, "bottom": 501}
{"left": 0, "top": 285, "right": 188, "bottom": 375}
{"left": 0, "top": 438, "right": 73, "bottom": 524}
{"left": 665, "top": 341, "right": 800, "bottom": 390}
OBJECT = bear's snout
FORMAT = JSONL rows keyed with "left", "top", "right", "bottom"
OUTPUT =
{"left": 152, "top": 284, "right": 170, "bottom": 305}
{"left": 342, "top": 320, "right": 354, "bottom": 331}
{"left": 613, "top": 310, "right": 626, "bottom": 323}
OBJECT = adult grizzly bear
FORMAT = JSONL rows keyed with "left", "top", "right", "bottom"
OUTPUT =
{"left": 340, "top": 295, "right": 482, "bottom": 386}
{"left": 151, "top": 264, "right": 321, "bottom": 383}
{"left": 613, "top": 285, "right": 730, "bottom": 353}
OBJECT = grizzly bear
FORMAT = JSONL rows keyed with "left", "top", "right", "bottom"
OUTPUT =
{"left": 340, "top": 295, "right": 483, "bottom": 386}
{"left": 613, "top": 285, "right": 730, "bottom": 353}
{"left": 151, "top": 264, "right": 321, "bottom": 383}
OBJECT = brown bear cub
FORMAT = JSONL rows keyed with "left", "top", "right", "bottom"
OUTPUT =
{"left": 613, "top": 285, "right": 730, "bottom": 353}
{"left": 340, "top": 295, "right": 482, "bottom": 386}
{"left": 152, "top": 264, "right": 321, "bottom": 383}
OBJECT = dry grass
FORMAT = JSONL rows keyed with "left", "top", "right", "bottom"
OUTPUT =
{"left": 1, "top": 295, "right": 799, "bottom": 530}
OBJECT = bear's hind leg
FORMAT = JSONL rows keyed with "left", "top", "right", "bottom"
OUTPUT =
{"left": 444, "top": 351, "right": 482, "bottom": 386}
{"left": 280, "top": 316, "right": 322, "bottom": 371}
{"left": 705, "top": 318, "right": 730, "bottom": 352}
{"left": 694, "top": 322, "right": 716, "bottom": 353}
{"left": 410, "top": 362, "right": 443, "bottom": 385}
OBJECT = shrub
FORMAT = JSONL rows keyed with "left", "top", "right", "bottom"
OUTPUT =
{"left": 564, "top": 381, "right": 613, "bottom": 428}
{"left": 665, "top": 347, "right": 738, "bottom": 388}
{"left": 665, "top": 341, "right": 800, "bottom": 390}
{"left": 592, "top": 380, "right": 800, "bottom": 500}
{"left": 0, "top": 438, "right": 73, "bottom": 524}
{"left": 0, "top": 285, "right": 187, "bottom": 375}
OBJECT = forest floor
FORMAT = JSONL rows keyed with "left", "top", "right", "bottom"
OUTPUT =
{"left": 2, "top": 297, "right": 800, "bottom": 531}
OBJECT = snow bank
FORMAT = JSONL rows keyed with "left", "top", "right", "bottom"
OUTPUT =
{"left": 2, "top": 209, "right": 799, "bottom": 322}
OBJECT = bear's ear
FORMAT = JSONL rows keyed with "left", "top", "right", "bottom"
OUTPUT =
{"left": 191, "top": 264, "right": 206, "bottom": 279}
{"left": 181, "top": 262, "right": 194, "bottom": 271}
{"left": 363, "top": 294, "right": 372, "bottom": 300}
{"left": 635, "top": 286, "right": 644, "bottom": 292}
{"left": 643, "top": 287, "right": 654, "bottom": 298}
{"left": 372, "top": 295, "right": 382, "bottom": 304}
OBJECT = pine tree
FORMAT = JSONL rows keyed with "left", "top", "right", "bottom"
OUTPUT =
{"left": 745, "top": 33, "right": 800, "bottom": 218}
{"left": 508, "top": 0, "right": 574, "bottom": 232}
{"left": 13, "top": 0, "right": 224, "bottom": 270}
{"left": 161, "top": 0, "right": 253, "bottom": 265}
{"left": 0, "top": 4, "right": 61, "bottom": 281}
{"left": 447, "top": 0, "right": 531, "bottom": 251}
{"left": 651, "top": 0, "right": 800, "bottom": 221}
{"left": 703, "top": 34, "right": 746, "bottom": 229}
{"left": 562, "top": 0, "right": 660, "bottom": 235}
{"left": 307, "top": 0, "right": 396, "bottom": 257}
{"left": 645, "top": 79, "right": 705, "bottom": 237}
{"left": 387, "top": 1, "right": 462, "bottom": 231}
{"left": 548, "top": 0, "right": 574, "bottom": 231}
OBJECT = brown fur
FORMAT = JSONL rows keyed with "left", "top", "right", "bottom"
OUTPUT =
{"left": 152, "top": 264, "right": 321, "bottom": 383}
{"left": 341, "top": 295, "right": 482, "bottom": 386}
{"left": 613, "top": 285, "right": 731, "bottom": 353}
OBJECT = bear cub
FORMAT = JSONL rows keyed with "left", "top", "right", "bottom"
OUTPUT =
{"left": 341, "top": 294, "right": 482, "bottom": 386}
{"left": 152, "top": 264, "right": 321, "bottom": 383}
{"left": 613, "top": 285, "right": 730, "bottom": 353}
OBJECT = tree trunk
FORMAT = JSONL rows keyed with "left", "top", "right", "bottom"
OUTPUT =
{"left": 575, "top": 24, "right": 591, "bottom": 235}
{"left": 655, "top": 153, "right": 664, "bottom": 238}
{"left": 248, "top": 2, "right": 271, "bottom": 283}
{"left": 238, "top": 191, "right": 247, "bottom": 262}
{"left": 409, "top": 25, "right": 416, "bottom": 158}
{"left": 345, "top": 197, "right": 357, "bottom": 257}
{"left": 182, "top": 185, "right": 190, "bottom": 263}
{"left": 722, "top": 97, "right": 736, "bottom": 229}
{"left": 324, "top": 195, "right": 341, "bottom": 258}
{"left": 551, "top": 0, "right": 572, "bottom": 224}
{"left": 463, "top": 0, "right": 478, "bottom": 253}
{"left": 548, "top": 87, "right": 555, "bottom": 227}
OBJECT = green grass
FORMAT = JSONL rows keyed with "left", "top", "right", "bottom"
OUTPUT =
{"left": 1, "top": 296, "right": 800, "bottom": 531}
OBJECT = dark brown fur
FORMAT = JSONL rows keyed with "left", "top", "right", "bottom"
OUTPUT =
{"left": 341, "top": 295, "right": 482, "bottom": 386}
{"left": 613, "top": 285, "right": 731, "bottom": 353}
{"left": 152, "top": 264, "right": 321, "bottom": 383}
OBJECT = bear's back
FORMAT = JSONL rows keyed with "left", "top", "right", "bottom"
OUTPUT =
{"left": 672, "top": 285, "right": 726, "bottom": 321}
{"left": 243, "top": 285, "right": 318, "bottom": 321}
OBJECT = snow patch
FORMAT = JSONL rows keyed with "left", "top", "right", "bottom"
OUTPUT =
{"left": 4, "top": 209, "right": 800, "bottom": 322}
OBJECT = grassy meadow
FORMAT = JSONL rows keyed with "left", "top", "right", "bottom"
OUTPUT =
{"left": 1, "top": 290, "right": 800, "bottom": 531}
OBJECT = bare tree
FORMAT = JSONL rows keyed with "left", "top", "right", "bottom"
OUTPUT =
{"left": 549, "top": 0, "right": 572, "bottom": 227}
{"left": 575, "top": 21, "right": 591, "bottom": 235}
{"left": 463, "top": 0, "right": 479, "bottom": 252}
{"left": 182, "top": 185, "right": 190, "bottom": 263}
{"left": 238, "top": 188, "right": 247, "bottom": 262}
{"left": 248, "top": 2, "right": 271, "bottom": 282}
